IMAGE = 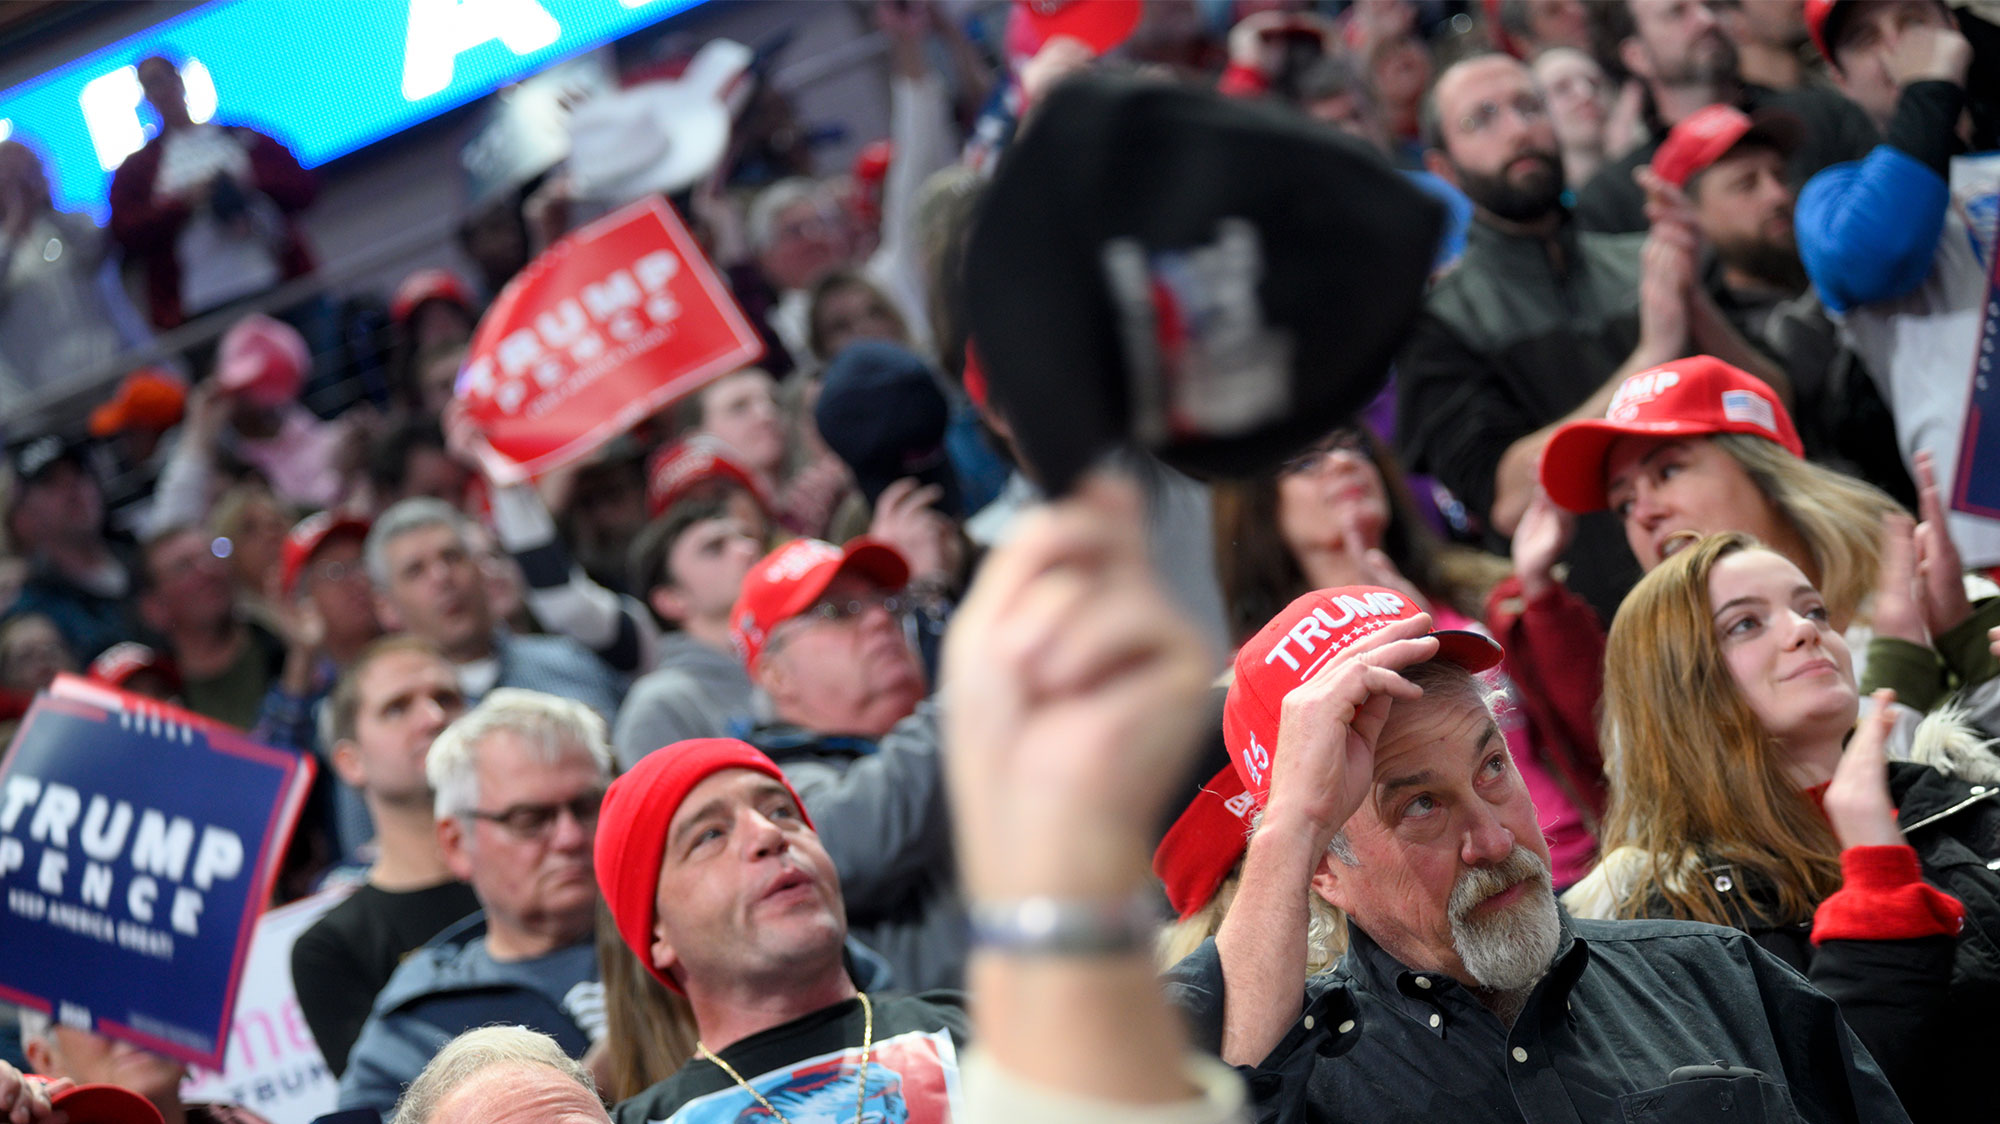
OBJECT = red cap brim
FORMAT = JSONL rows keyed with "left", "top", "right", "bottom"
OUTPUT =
{"left": 1432, "top": 628, "right": 1504, "bottom": 674}
{"left": 1539, "top": 416, "right": 1724, "bottom": 513}
{"left": 52, "top": 1085, "right": 167, "bottom": 1124}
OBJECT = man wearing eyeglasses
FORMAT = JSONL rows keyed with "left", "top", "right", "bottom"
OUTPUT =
{"left": 336, "top": 689, "right": 614, "bottom": 1118}
{"left": 726, "top": 537, "right": 964, "bottom": 991}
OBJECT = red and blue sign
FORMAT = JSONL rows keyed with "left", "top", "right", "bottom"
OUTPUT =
{"left": 0, "top": 676, "right": 313, "bottom": 1069}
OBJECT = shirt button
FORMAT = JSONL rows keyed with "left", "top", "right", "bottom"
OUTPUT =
{"left": 1413, "top": 976, "right": 1432, "bottom": 989}
{"left": 1429, "top": 1014, "right": 1442, "bottom": 1028}
{"left": 1338, "top": 1020, "right": 1355, "bottom": 1034}
{"left": 1303, "top": 1015, "right": 1315, "bottom": 1030}
{"left": 1512, "top": 1047, "right": 1529, "bottom": 1063}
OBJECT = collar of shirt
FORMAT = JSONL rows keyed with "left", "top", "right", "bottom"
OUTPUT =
{"left": 1321, "top": 908, "right": 1589, "bottom": 1041}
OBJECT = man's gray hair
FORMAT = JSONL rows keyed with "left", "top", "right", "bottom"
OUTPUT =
{"left": 747, "top": 177, "right": 832, "bottom": 254}
{"left": 427, "top": 689, "right": 613, "bottom": 820}
{"left": 365, "top": 497, "right": 473, "bottom": 589}
{"left": 390, "top": 1025, "right": 600, "bottom": 1124}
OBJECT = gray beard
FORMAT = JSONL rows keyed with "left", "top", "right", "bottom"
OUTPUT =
{"left": 1447, "top": 847, "right": 1561, "bottom": 1001}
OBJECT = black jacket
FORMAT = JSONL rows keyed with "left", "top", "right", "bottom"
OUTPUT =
{"left": 1164, "top": 911, "right": 1908, "bottom": 1123}
{"left": 1670, "top": 762, "right": 2000, "bottom": 1124}
{"left": 1393, "top": 216, "right": 1645, "bottom": 620}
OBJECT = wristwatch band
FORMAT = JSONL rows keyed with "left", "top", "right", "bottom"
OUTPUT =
{"left": 968, "top": 895, "right": 1160, "bottom": 955}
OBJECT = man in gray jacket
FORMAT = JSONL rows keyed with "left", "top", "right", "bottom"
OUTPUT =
{"left": 731, "top": 537, "right": 964, "bottom": 991}
{"left": 611, "top": 490, "right": 766, "bottom": 768}
{"left": 335, "top": 690, "right": 613, "bottom": 1116}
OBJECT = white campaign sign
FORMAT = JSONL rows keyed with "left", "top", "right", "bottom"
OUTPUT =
{"left": 182, "top": 883, "right": 353, "bottom": 1124}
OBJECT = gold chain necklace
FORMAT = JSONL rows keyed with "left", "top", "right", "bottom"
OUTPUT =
{"left": 695, "top": 990, "right": 874, "bottom": 1124}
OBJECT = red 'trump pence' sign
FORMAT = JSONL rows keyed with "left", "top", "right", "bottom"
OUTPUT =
{"left": 457, "top": 196, "right": 764, "bottom": 483}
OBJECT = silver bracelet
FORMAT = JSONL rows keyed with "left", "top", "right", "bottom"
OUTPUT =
{"left": 968, "top": 895, "right": 1160, "bottom": 955}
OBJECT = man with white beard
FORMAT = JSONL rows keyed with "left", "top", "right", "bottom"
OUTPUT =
{"left": 1163, "top": 584, "right": 1909, "bottom": 1123}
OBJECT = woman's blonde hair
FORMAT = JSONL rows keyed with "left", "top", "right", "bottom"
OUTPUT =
{"left": 1711, "top": 433, "right": 1900, "bottom": 629}
{"left": 594, "top": 898, "right": 697, "bottom": 1100}
{"left": 1599, "top": 531, "right": 1842, "bottom": 926}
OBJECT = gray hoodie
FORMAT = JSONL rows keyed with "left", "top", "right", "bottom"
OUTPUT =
{"left": 612, "top": 633, "right": 760, "bottom": 769}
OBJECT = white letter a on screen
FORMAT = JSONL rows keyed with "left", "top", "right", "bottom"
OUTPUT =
{"left": 402, "top": 0, "right": 561, "bottom": 102}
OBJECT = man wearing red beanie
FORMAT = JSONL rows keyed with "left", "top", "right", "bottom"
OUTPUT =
{"left": 595, "top": 738, "right": 968, "bottom": 1123}
{"left": 731, "top": 537, "right": 967, "bottom": 992}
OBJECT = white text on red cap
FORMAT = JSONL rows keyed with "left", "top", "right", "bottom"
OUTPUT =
{"left": 1264, "top": 591, "right": 1410, "bottom": 674}
{"left": 1608, "top": 369, "right": 1681, "bottom": 422}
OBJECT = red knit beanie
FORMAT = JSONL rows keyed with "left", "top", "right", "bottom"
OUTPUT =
{"left": 595, "top": 738, "right": 812, "bottom": 992}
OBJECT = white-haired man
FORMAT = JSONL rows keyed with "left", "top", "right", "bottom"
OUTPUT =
{"left": 336, "top": 689, "right": 613, "bottom": 1116}
{"left": 1162, "top": 585, "right": 1911, "bottom": 1122}
{"left": 390, "top": 1025, "right": 609, "bottom": 1124}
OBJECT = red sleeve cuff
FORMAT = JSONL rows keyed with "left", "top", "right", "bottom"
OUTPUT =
{"left": 1810, "top": 845, "right": 1964, "bottom": 944}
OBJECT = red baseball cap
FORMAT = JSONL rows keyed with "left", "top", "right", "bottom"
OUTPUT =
{"left": 88, "top": 642, "right": 182, "bottom": 695}
{"left": 280, "top": 511, "right": 372, "bottom": 595}
{"left": 645, "top": 437, "right": 771, "bottom": 519}
{"left": 216, "top": 314, "right": 309, "bottom": 408}
{"left": 1539, "top": 355, "right": 1804, "bottom": 514}
{"left": 1152, "top": 765, "right": 1259, "bottom": 920}
{"left": 389, "top": 267, "right": 476, "bottom": 325}
{"left": 48, "top": 1084, "right": 166, "bottom": 1124}
{"left": 1222, "top": 586, "right": 1501, "bottom": 800}
{"left": 1015, "top": 0, "right": 1143, "bottom": 55}
{"left": 730, "top": 538, "right": 910, "bottom": 671}
{"left": 1804, "top": 0, "right": 1844, "bottom": 61}
{"left": 1650, "top": 104, "right": 1804, "bottom": 189}
{"left": 88, "top": 368, "right": 187, "bottom": 438}
{"left": 595, "top": 737, "right": 812, "bottom": 992}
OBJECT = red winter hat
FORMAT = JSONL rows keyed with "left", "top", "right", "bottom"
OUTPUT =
{"left": 47, "top": 1084, "right": 166, "bottom": 1124}
{"left": 595, "top": 738, "right": 812, "bottom": 992}
{"left": 389, "top": 267, "right": 476, "bottom": 325}
{"left": 1015, "top": 0, "right": 1143, "bottom": 55}
{"left": 1538, "top": 356, "right": 1804, "bottom": 514}
{"left": 1152, "top": 765, "right": 1260, "bottom": 920}
{"left": 1650, "top": 104, "right": 1804, "bottom": 189}
{"left": 1223, "top": 587, "right": 1501, "bottom": 799}
{"left": 280, "top": 511, "right": 372, "bottom": 595}
{"left": 730, "top": 538, "right": 910, "bottom": 672}
{"left": 216, "top": 314, "right": 310, "bottom": 407}
{"left": 645, "top": 437, "right": 771, "bottom": 519}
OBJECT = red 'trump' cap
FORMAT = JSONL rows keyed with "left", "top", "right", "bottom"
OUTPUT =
{"left": 1222, "top": 586, "right": 1501, "bottom": 799}
{"left": 1538, "top": 355, "right": 1803, "bottom": 514}
{"left": 1650, "top": 103, "right": 1803, "bottom": 189}
{"left": 1152, "top": 765, "right": 1260, "bottom": 919}
{"left": 730, "top": 538, "right": 910, "bottom": 672}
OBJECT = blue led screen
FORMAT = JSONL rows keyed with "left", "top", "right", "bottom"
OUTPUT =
{"left": 0, "top": 0, "right": 704, "bottom": 222}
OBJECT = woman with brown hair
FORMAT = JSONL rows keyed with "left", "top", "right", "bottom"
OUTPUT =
{"left": 1566, "top": 529, "right": 2000, "bottom": 1123}
{"left": 1211, "top": 422, "right": 1605, "bottom": 888}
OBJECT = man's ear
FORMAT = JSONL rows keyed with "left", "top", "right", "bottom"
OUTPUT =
{"left": 1310, "top": 850, "right": 1348, "bottom": 913}
{"left": 21, "top": 1033, "right": 54, "bottom": 1078}
{"left": 754, "top": 652, "right": 789, "bottom": 705}
{"left": 650, "top": 914, "right": 683, "bottom": 987}
{"left": 649, "top": 587, "right": 690, "bottom": 626}
{"left": 375, "top": 591, "right": 405, "bottom": 633}
{"left": 138, "top": 591, "right": 171, "bottom": 636}
{"left": 330, "top": 739, "right": 366, "bottom": 789}
{"left": 1619, "top": 37, "right": 1654, "bottom": 84}
{"left": 1423, "top": 147, "right": 1457, "bottom": 186}
{"left": 437, "top": 816, "right": 473, "bottom": 882}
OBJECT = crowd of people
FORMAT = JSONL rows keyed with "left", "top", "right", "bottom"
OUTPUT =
{"left": 2, "top": 0, "right": 1999, "bottom": 1122}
